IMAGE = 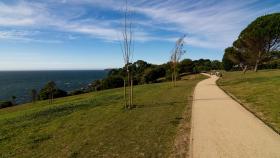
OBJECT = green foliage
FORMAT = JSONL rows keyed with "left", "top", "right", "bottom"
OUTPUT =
{"left": 270, "top": 51, "right": 280, "bottom": 59}
{"left": 222, "top": 55, "right": 234, "bottom": 71}
{"left": 192, "top": 59, "right": 216, "bottom": 72}
{"left": 0, "top": 100, "right": 13, "bottom": 109}
{"left": 224, "top": 13, "right": 280, "bottom": 71}
{"left": 133, "top": 60, "right": 152, "bottom": 74}
{"left": 141, "top": 66, "right": 166, "bottom": 83}
{"left": 222, "top": 47, "right": 245, "bottom": 71}
{"left": 39, "top": 81, "right": 67, "bottom": 100}
{"left": 259, "top": 59, "right": 280, "bottom": 69}
{"left": 178, "top": 59, "right": 194, "bottom": 73}
{"left": 102, "top": 75, "right": 124, "bottom": 89}
{"left": 83, "top": 59, "right": 220, "bottom": 92}
{"left": 69, "top": 90, "right": 85, "bottom": 96}
{"left": 89, "top": 80, "right": 102, "bottom": 91}
{"left": 211, "top": 60, "right": 223, "bottom": 70}
{"left": 239, "top": 13, "right": 280, "bottom": 52}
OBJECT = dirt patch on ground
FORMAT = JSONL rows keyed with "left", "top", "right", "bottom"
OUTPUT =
{"left": 169, "top": 96, "right": 193, "bottom": 158}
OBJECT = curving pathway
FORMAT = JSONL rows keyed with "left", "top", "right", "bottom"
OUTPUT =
{"left": 190, "top": 74, "right": 280, "bottom": 158}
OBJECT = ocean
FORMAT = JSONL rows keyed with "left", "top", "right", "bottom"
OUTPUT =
{"left": 0, "top": 70, "right": 107, "bottom": 104}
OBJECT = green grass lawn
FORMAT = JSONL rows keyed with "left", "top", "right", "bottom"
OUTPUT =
{"left": 218, "top": 70, "right": 280, "bottom": 133}
{"left": 0, "top": 74, "right": 206, "bottom": 158}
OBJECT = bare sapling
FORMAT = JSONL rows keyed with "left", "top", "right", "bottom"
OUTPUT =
{"left": 120, "top": 0, "right": 134, "bottom": 109}
{"left": 170, "top": 35, "right": 186, "bottom": 87}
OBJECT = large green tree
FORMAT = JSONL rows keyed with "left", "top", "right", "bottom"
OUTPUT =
{"left": 222, "top": 51, "right": 234, "bottom": 71}
{"left": 223, "top": 46, "right": 249, "bottom": 72}
{"left": 179, "top": 59, "right": 194, "bottom": 73}
{"left": 234, "top": 13, "right": 280, "bottom": 72}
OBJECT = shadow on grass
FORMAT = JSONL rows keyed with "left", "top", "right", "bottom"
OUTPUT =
{"left": 170, "top": 117, "right": 184, "bottom": 126}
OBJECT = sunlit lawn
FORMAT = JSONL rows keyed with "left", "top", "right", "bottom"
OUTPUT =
{"left": 218, "top": 70, "right": 280, "bottom": 133}
{"left": 0, "top": 74, "right": 206, "bottom": 158}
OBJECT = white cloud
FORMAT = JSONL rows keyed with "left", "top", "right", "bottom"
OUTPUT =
{"left": 67, "top": 0, "right": 279, "bottom": 48}
{"left": 0, "top": 30, "right": 61, "bottom": 43}
{"left": 0, "top": 0, "right": 279, "bottom": 49}
{"left": 127, "top": 0, "right": 278, "bottom": 48}
{"left": 0, "top": 2, "right": 48, "bottom": 26}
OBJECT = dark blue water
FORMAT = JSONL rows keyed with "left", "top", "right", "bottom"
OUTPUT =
{"left": 0, "top": 70, "right": 107, "bottom": 104}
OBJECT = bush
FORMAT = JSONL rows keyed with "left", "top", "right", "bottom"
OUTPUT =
{"left": 39, "top": 81, "right": 68, "bottom": 100}
{"left": 102, "top": 76, "right": 124, "bottom": 89}
{"left": 69, "top": 90, "right": 85, "bottom": 96}
{"left": 88, "top": 80, "right": 103, "bottom": 91}
{"left": 39, "top": 89, "right": 68, "bottom": 100}
{"left": 179, "top": 59, "right": 194, "bottom": 73}
{"left": 0, "top": 101, "right": 13, "bottom": 109}
{"left": 142, "top": 67, "right": 166, "bottom": 84}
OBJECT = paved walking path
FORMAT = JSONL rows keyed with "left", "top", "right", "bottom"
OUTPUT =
{"left": 190, "top": 74, "right": 280, "bottom": 158}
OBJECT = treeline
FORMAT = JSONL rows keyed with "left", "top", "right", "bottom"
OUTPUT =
{"left": 222, "top": 13, "right": 280, "bottom": 72}
{"left": 86, "top": 59, "right": 222, "bottom": 91}
{"left": 0, "top": 58, "right": 222, "bottom": 109}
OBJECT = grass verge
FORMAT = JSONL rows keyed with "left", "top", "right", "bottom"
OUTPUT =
{"left": 217, "top": 70, "right": 280, "bottom": 134}
{"left": 0, "top": 74, "right": 206, "bottom": 158}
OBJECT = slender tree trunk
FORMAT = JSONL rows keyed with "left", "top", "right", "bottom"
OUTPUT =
{"left": 129, "top": 72, "right": 132, "bottom": 108}
{"left": 124, "top": 79, "right": 127, "bottom": 108}
{"left": 254, "top": 51, "right": 262, "bottom": 72}
{"left": 49, "top": 93, "right": 52, "bottom": 104}
{"left": 171, "top": 68, "right": 174, "bottom": 86}
{"left": 254, "top": 61, "right": 259, "bottom": 72}
{"left": 130, "top": 74, "right": 133, "bottom": 107}
{"left": 243, "top": 65, "right": 248, "bottom": 74}
{"left": 173, "top": 65, "right": 176, "bottom": 87}
{"left": 174, "top": 71, "right": 177, "bottom": 86}
{"left": 172, "top": 67, "right": 174, "bottom": 86}
{"left": 127, "top": 69, "right": 130, "bottom": 109}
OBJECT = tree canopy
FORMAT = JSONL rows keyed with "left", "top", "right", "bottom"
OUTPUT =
{"left": 233, "top": 13, "right": 280, "bottom": 71}
{"left": 39, "top": 81, "right": 67, "bottom": 100}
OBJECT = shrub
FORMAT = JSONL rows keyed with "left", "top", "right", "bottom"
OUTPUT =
{"left": 142, "top": 67, "right": 166, "bottom": 84}
{"left": 39, "top": 81, "right": 67, "bottom": 100}
{"left": 0, "top": 101, "right": 13, "bottom": 109}
{"left": 69, "top": 90, "right": 85, "bottom": 96}
{"left": 102, "top": 76, "right": 124, "bottom": 89}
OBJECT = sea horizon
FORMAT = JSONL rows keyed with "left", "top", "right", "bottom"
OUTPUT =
{"left": 0, "top": 69, "right": 113, "bottom": 72}
{"left": 0, "top": 70, "right": 108, "bottom": 104}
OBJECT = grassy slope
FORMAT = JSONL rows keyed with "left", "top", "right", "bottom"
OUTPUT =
{"left": 218, "top": 70, "right": 280, "bottom": 133}
{"left": 0, "top": 75, "right": 206, "bottom": 158}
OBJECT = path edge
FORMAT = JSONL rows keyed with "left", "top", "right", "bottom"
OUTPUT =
{"left": 188, "top": 87, "right": 195, "bottom": 158}
{"left": 216, "top": 78, "right": 280, "bottom": 135}
{"left": 188, "top": 76, "right": 208, "bottom": 158}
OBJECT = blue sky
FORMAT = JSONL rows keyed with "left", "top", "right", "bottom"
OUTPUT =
{"left": 0, "top": 0, "right": 279, "bottom": 70}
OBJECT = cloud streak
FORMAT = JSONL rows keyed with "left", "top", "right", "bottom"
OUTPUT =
{"left": 0, "top": 30, "right": 62, "bottom": 43}
{"left": 0, "top": 0, "right": 279, "bottom": 49}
